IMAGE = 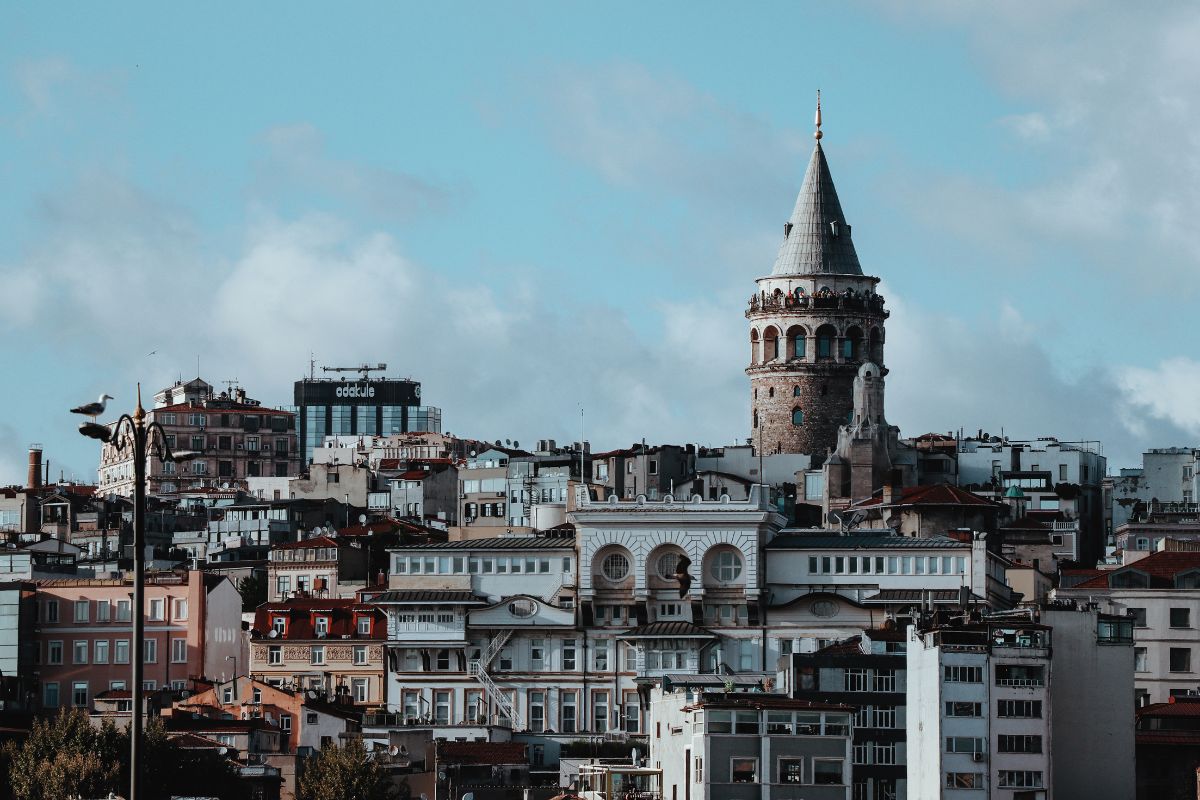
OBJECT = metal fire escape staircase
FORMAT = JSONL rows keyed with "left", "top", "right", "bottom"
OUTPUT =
{"left": 467, "top": 629, "right": 521, "bottom": 728}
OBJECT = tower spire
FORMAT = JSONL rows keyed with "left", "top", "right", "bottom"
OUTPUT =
{"left": 814, "top": 89, "right": 823, "bottom": 140}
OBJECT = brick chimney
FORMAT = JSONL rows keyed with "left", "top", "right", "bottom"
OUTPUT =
{"left": 27, "top": 447, "right": 42, "bottom": 490}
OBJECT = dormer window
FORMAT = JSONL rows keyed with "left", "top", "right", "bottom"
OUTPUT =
{"left": 1109, "top": 569, "right": 1150, "bottom": 589}
{"left": 356, "top": 616, "right": 371, "bottom": 636}
{"left": 271, "top": 616, "right": 286, "bottom": 635}
{"left": 315, "top": 616, "right": 329, "bottom": 636}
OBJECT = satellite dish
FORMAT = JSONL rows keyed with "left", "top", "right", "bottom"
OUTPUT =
{"left": 268, "top": 629, "right": 279, "bottom": 639}
{"left": 886, "top": 514, "right": 902, "bottom": 530}
{"left": 389, "top": 745, "right": 399, "bottom": 757}
{"left": 398, "top": 744, "right": 408, "bottom": 756}
{"left": 358, "top": 514, "right": 367, "bottom": 524}
{"left": 306, "top": 690, "right": 318, "bottom": 699}
{"left": 217, "top": 747, "right": 229, "bottom": 756}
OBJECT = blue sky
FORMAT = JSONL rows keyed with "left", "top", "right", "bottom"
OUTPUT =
{"left": 3, "top": 2, "right": 1200, "bottom": 484}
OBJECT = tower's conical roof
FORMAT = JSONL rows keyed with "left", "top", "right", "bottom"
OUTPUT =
{"left": 771, "top": 103, "right": 863, "bottom": 277}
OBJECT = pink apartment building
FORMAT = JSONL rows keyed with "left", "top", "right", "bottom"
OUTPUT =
{"left": 33, "top": 569, "right": 242, "bottom": 711}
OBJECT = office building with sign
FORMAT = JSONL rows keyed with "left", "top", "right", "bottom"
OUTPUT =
{"left": 294, "top": 374, "right": 442, "bottom": 464}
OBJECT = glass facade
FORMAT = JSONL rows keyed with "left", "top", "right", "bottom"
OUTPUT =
{"left": 295, "top": 379, "right": 442, "bottom": 463}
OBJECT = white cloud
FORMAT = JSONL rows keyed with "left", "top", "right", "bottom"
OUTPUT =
{"left": 1115, "top": 357, "right": 1200, "bottom": 434}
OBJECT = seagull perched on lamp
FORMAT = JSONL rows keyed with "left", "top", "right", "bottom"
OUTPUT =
{"left": 70, "top": 394, "right": 113, "bottom": 420}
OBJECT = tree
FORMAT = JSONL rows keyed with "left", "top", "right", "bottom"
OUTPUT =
{"left": 138, "top": 717, "right": 242, "bottom": 800}
{"left": 238, "top": 571, "right": 268, "bottom": 611}
{"left": 4, "top": 708, "right": 122, "bottom": 800}
{"left": 298, "top": 739, "right": 395, "bottom": 800}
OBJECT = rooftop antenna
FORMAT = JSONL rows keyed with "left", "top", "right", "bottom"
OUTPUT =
{"left": 309, "top": 352, "right": 316, "bottom": 381}
{"left": 814, "top": 89, "right": 823, "bottom": 140}
{"left": 221, "top": 379, "right": 239, "bottom": 394}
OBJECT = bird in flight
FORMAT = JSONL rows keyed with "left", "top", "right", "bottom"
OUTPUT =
{"left": 70, "top": 394, "right": 113, "bottom": 420}
{"left": 147, "top": 350, "right": 157, "bottom": 356}
{"left": 673, "top": 556, "right": 693, "bottom": 599}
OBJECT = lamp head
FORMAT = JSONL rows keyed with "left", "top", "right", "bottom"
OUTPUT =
{"left": 79, "top": 422, "right": 112, "bottom": 442}
{"left": 171, "top": 450, "right": 202, "bottom": 462}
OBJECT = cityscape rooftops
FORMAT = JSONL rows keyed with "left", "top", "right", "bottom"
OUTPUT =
{"left": 853, "top": 483, "right": 998, "bottom": 508}
{"left": 766, "top": 532, "right": 970, "bottom": 550}
{"left": 388, "top": 535, "right": 574, "bottom": 551}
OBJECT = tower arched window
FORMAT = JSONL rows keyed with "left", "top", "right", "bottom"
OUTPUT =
{"left": 793, "top": 386, "right": 801, "bottom": 397}
{"left": 844, "top": 326, "right": 863, "bottom": 361}
{"left": 816, "top": 325, "right": 836, "bottom": 360}
{"left": 792, "top": 407, "right": 804, "bottom": 426}
{"left": 753, "top": 409, "right": 758, "bottom": 429}
{"left": 768, "top": 387, "right": 774, "bottom": 398}
{"left": 786, "top": 325, "right": 806, "bottom": 360}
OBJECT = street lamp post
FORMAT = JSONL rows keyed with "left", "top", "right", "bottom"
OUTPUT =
{"left": 79, "top": 385, "right": 194, "bottom": 800}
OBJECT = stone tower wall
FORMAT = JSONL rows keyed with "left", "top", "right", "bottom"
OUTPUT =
{"left": 746, "top": 282, "right": 887, "bottom": 460}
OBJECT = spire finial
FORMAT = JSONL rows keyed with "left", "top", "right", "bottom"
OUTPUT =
{"left": 814, "top": 90, "right": 823, "bottom": 140}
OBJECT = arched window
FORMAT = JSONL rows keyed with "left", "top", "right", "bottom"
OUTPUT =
{"left": 844, "top": 326, "right": 863, "bottom": 361}
{"left": 753, "top": 409, "right": 759, "bottom": 429}
{"left": 786, "top": 325, "right": 806, "bottom": 360}
{"left": 749, "top": 329, "right": 760, "bottom": 365}
{"left": 764, "top": 326, "right": 780, "bottom": 361}
{"left": 869, "top": 327, "right": 883, "bottom": 363}
{"left": 768, "top": 387, "right": 774, "bottom": 398}
{"left": 602, "top": 553, "right": 630, "bottom": 582}
{"left": 816, "top": 325, "right": 836, "bottom": 359}
{"left": 792, "top": 407, "right": 804, "bottom": 426}
{"left": 793, "top": 386, "right": 802, "bottom": 397}
{"left": 709, "top": 550, "right": 743, "bottom": 582}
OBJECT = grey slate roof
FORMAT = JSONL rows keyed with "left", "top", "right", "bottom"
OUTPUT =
{"left": 390, "top": 536, "right": 574, "bottom": 551}
{"left": 767, "top": 534, "right": 968, "bottom": 550}
{"left": 372, "top": 590, "right": 489, "bottom": 604}
{"left": 619, "top": 621, "right": 716, "bottom": 639}
{"left": 771, "top": 141, "right": 863, "bottom": 277}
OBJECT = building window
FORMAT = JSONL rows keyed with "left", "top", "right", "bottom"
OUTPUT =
{"left": 436, "top": 650, "right": 451, "bottom": 670}
{"left": 779, "top": 758, "right": 804, "bottom": 784}
{"left": 96, "top": 601, "right": 111, "bottom": 622}
{"left": 602, "top": 553, "right": 630, "bottom": 582}
{"left": 74, "top": 600, "right": 89, "bottom": 622}
{"left": 1129, "top": 607, "right": 1148, "bottom": 627}
{"left": 998, "top": 771, "right": 1044, "bottom": 789}
{"left": 173, "top": 599, "right": 188, "bottom": 621}
{"left": 945, "top": 701, "right": 982, "bottom": 717}
{"left": 171, "top": 638, "right": 187, "bottom": 663}
{"left": 311, "top": 646, "right": 325, "bottom": 665}
{"left": 998, "top": 735, "right": 1042, "bottom": 753}
{"left": 1135, "top": 647, "right": 1148, "bottom": 672}
{"left": 72, "top": 682, "right": 89, "bottom": 708}
{"left": 709, "top": 550, "right": 743, "bottom": 582}
{"left": 531, "top": 639, "right": 545, "bottom": 671}
{"left": 45, "top": 600, "right": 59, "bottom": 623}
{"left": 314, "top": 616, "right": 329, "bottom": 636}
{"left": 43, "top": 683, "right": 60, "bottom": 708}
{"left": 268, "top": 645, "right": 282, "bottom": 665}
{"left": 353, "top": 645, "right": 368, "bottom": 665}
{"left": 94, "top": 640, "right": 109, "bottom": 664}
{"left": 997, "top": 699, "right": 1042, "bottom": 718}
{"left": 594, "top": 639, "right": 610, "bottom": 672}
{"left": 563, "top": 639, "right": 577, "bottom": 670}
{"left": 148, "top": 598, "right": 165, "bottom": 621}
{"left": 812, "top": 759, "right": 844, "bottom": 785}
{"left": 844, "top": 668, "right": 868, "bottom": 692}
{"left": 357, "top": 616, "right": 372, "bottom": 635}
{"left": 945, "top": 773, "right": 984, "bottom": 789}
{"left": 529, "top": 691, "right": 546, "bottom": 733}
{"left": 593, "top": 692, "right": 610, "bottom": 733}
{"left": 272, "top": 616, "right": 286, "bottom": 635}
{"left": 355, "top": 679, "right": 371, "bottom": 705}
{"left": 144, "top": 639, "right": 158, "bottom": 663}
{"left": 1171, "top": 608, "right": 1191, "bottom": 628}
{"left": 114, "top": 640, "right": 130, "bottom": 664}
{"left": 872, "top": 669, "right": 896, "bottom": 692}
{"left": 47, "top": 640, "right": 63, "bottom": 665}
{"left": 943, "top": 665, "right": 983, "bottom": 683}
{"left": 792, "top": 407, "right": 804, "bottom": 426}
{"left": 657, "top": 552, "right": 683, "bottom": 580}
{"left": 73, "top": 640, "right": 88, "bottom": 665}
{"left": 1170, "top": 647, "right": 1192, "bottom": 672}
{"left": 561, "top": 692, "right": 577, "bottom": 734}
{"left": 945, "top": 737, "right": 986, "bottom": 754}
{"left": 731, "top": 758, "right": 758, "bottom": 783}
{"left": 276, "top": 577, "right": 291, "bottom": 598}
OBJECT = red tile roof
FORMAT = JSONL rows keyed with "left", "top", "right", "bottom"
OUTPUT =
{"left": 1068, "top": 550, "right": 1200, "bottom": 589}
{"left": 1139, "top": 698, "right": 1200, "bottom": 717}
{"left": 436, "top": 741, "right": 528, "bottom": 765}
{"left": 1002, "top": 515, "right": 1052, "bottom": 531}
{"left": 153, "top": 402, "right": 292, "bottom": 417}
{"left": 272, "top": 535, "right": 345, "bottom": 551}
{"left": 251, "top": 598, "right": 385, "bottom": 640}
{"left": 854, "top": 483, "right": 998, "bottom": 508}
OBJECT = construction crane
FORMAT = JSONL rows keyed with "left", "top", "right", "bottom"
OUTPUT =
{"left": 322, "top": 363, "right": 388, "bottom": 380}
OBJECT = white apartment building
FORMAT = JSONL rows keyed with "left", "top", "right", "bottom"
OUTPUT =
{"left": 907, "top": 619, "right": 1053, "bottom": 799}
{"left": 1054, "top": 549, "right": 1200, "bottom": 705}
{"left": 906, "top": 606, "right": 1135, "bottom": 800}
